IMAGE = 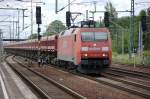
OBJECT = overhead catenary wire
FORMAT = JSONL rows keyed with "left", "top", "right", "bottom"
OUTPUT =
{"left": 56, "top": 0, "right": 78, "bottom": 12}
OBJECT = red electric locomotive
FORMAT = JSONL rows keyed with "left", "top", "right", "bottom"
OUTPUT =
{"left": 57, "top": 27, "right": 112, "bottom": 73}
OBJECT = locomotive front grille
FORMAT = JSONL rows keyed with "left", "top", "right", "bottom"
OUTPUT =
{"left": 81, "top": 58, "right": 109, "bottom": 66}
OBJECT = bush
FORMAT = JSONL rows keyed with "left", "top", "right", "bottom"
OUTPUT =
{"left": 144, "top": 51, "right": 150, "bottom": 56}
{"left": 143, "top": 51, "right": 150, "bottom": 65}
{"left": 112, "top": 52, "right": 147, "bottom": 65}
{"left": 112, "top": 51, "right": 150, "bottom": 66}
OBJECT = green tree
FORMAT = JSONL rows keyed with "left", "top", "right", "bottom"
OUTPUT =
{"left": 139, "top": 10, "right": 150, "bottom": 50}
{"left": 105, "top": 2, "right": 119, "bottom": 52}
{"left": 105, "top": 2, "right": 118, "bottom": 20}
{"left": 140, "top": 10, "right": 146, "bottom": 16}
{"left": 115, "top": 16, "right": 130, "bottom": 53}
{"left": 43, "top": 20, "right": 66, "bottom": 36}
{"left": 28, "top": 33, "right": 37, "bottom": 39}
{"left": 147, "top": 7, "right": 150, "bottom": 16}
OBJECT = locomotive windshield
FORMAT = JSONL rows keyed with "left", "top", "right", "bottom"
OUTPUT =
{"left": 81, "top": 32, "right": 108, "bottom": 41}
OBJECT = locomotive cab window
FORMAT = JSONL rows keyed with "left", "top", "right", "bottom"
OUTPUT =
{"left": 81, "top": 32, "right": 94, "bottom": 41}
{"left": 81, "top": 32, "right": 108, "bottom": 41}
{"left": 95, "top": 32, "right": 108, "bottom": 41}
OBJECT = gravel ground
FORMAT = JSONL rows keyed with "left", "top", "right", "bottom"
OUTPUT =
{"left": 31, "top": 66, "right": 144, "bottom": 99}
{"left": 16, "top": 56, "right": 145, "bottom": 99}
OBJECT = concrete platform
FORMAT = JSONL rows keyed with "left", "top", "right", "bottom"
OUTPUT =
{"left": 0, "top": 62, "right": 38, "bottom": 99}
{"left": 0, "top": 74, "right": 6, "bottom": 99}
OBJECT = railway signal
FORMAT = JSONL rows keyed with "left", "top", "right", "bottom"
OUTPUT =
{"left": 141, "top": 15, "right": 147, "bottom": 32}
{"left": 104, "top": 12, "right": 109, "bottom": 27}
{"left": 36, "top": 6, "right": 42, "bottom": 24}
{"left": 66, "top": 11, "right": 71, "bottom": 27}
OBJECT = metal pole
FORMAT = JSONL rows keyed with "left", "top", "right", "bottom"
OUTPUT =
{"left": 16, "top": 22, "right": 18, "bottom": 39}
{"left": 56, "top": 0, "right": 58, "bottom": 14}
{"left": 17, "top": 10, "right": 20, "bottom": 40}
{"left": 0, "top": 30, "right": 3, "bottom": 62}
{"left": 129, "top": 0, "right": 134, "bottom": 58}
{"left": 132, "top": 0, "right": 135, "bottom": 51}
{"left": 139, "top": 21, "right": 144, "bottom": 64}
{"left": 99, "top": 16, "right": 101, "bottom": 27}
{"left": 86, "top": 10, "right": 88, "bottom": 21}
{"left": 92, "top": 1, "right": 97, "bottom": 21}
{"left": 13, "top": 16, "right": 15, "bottom": 39}
{"left": 22, "top": 9, "right": 25, "bottom": 30}
{"left": 116, "top": 29, "right": 118, "bottom": 51}
{"left": 9, "top": 25, "right": 11, "bottom": 43}
{"left": 138, "top": 21, "right": 141, "bottom": 55}
{"left": 31, "top": 0, "right": 33, "bottom": 36}
{"left": 122, "top": 30, "right": 124, "bottom": 55}
{"left": 94, "top": 1, "right": 96, "bottom": 12}
{"left": 68, "top": 0, "right": 70, "bottom": 11}
{"left": 92, "top": 12, "right": 94, "bottom": 20}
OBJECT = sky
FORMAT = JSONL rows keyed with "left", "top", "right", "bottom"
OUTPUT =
{"left": 0, "top": 0, "right": 150, "bottom": 39}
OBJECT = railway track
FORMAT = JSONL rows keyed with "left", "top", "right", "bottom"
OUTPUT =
{"left": 69, "top": 67, "right": 150, "bottom": 98}
{"left": 107, "top": 67, "right": 150, "bottom": 79}
{"left": 99, "top": 67, "right": 150, "bottom": 98}
{"left": 14, "top": 56, "right": 150, "bottom": 99}
{"left": 102, "top": 72, "right": 150, "bottom": 90}
{"left": 73, "top": 72, "right": 150, "bottom": 99}
{"left": 5, "top": 56, "right": 86, "bottom": 99}
{"left": 100, "top": 73, "right": 150, "bottom": 98}
{"left": 112, "top": 63, "right": 150, "bottom": 68}
{"left": 72, "top": 68, "right": 150, "bottom": 98}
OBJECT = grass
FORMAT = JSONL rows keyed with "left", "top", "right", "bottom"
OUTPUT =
{"left": 112, "top": 51, "right": 150, "bottom": 66}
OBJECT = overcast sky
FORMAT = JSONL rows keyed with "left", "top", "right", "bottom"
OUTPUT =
{"left": 0, "top": 0, "right": 150, "bottom": 39}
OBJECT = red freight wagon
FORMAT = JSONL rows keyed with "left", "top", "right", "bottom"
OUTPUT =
{"left": 4, "top": 35, "right": 58, "bottom": 60}
{"left": 39, "top": 35, "right": 57, "bottom": 52}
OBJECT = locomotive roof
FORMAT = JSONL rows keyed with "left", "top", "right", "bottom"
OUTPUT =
{"left": 58, "top": 27, "right": 109, "bottom": 37}
{"left": 59, "top": 28, "right": 78, "bottom": 37}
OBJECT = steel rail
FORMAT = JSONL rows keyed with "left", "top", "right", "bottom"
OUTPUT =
{"left": 5, "top": 57, "right": 51, "bottom": 99}
{"left": 102, "top": 72, "right": 150, "bottom": 90}
{"left": 12, "top": 56, "right": 86, "bottom": 99}
{"left": 109, "top": 67, "right": 150, "bottom": 79}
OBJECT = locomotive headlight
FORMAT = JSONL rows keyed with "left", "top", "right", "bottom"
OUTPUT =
{"left": 102, "top": 47, "right": 109, "bottom": 51}
{"left": 102, "top": 53, "right": 107, "bottom": 57}
{"left": 84, "top": 54, "right": 88, "bottom": 57}
{"left": 81, "top": 47, "right": 88, "bottom": 51}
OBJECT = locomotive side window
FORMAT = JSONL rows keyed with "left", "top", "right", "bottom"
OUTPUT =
{"left": 81, "top": 32, "right": 108, "bottom": 41}
{"left": 74, "top": 34, "right": 76, "bottom": 42}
